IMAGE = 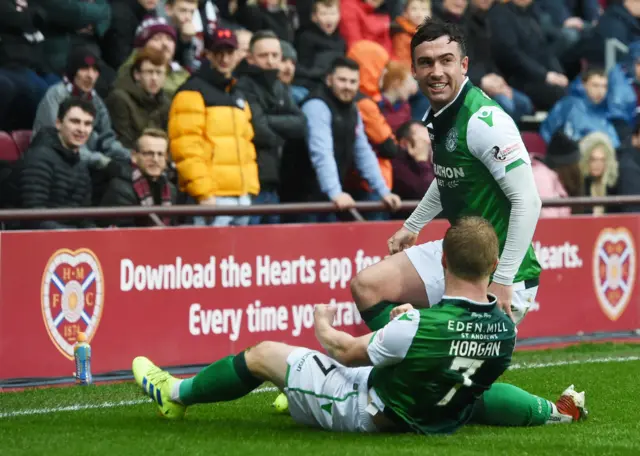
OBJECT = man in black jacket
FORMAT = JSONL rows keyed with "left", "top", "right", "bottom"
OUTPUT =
{"left": 488, "top": 0, "right": 569, "bottom": 111}
{"left": 100, "top": 128, "right": 178, "bottom": 227}
{"left": 465, "top": 0, "right": 534, "bottom": 121}
{"left": 101, "top": 0, "right": 160, "bottom": 70}
{"left": 18, "top": 97, "right": 96, "bottom": 230}
{"left": 236, "top": 30, "right": 307, "bottom": 225}
{"left": 0, "top": 0, "right": 59, "bottom": 131}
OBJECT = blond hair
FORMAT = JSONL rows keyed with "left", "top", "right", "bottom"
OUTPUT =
{"left": 578, "top": 131, "right": 619, "bottom": 191}
{"left": 442, "top": 217, "right": 499, "bottom": 282}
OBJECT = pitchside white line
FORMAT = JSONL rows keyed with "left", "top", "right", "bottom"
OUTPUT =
{"left": 1, "top": 356, "right": 639, "bottom": 419}
{"left": 507, "top": 355, "right": 640, "bottom": 370}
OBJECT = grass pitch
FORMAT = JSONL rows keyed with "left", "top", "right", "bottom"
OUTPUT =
{"left": 1, "top": 343, "right": 639, "bottom": 456}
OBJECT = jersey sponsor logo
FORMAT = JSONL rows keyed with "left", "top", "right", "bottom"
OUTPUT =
{"left": 491, "top": 143, "right": 521, "bottom": 162}
{"left": 434, "top": 164, "right": 465, "bottom": 179}
{"left": 533, "top": 241, "right": 583, "bottom": 269}
{"left": 478, "top": 109, "right": 494, "bottom": 127}
{"left": 445, "top": 128, "right": 457, "bottom": 152}
{"left": 41, "top": 248, "right": 104, "bottom": 360}
{"left": 592, "top": 228, "right": 636, "bottom": 321}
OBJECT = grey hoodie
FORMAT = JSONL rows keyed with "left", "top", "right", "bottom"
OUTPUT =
{"left": 32, "top": 81, "right": 131, "bottom": 168}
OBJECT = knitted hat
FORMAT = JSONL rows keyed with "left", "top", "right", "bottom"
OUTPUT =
{"left": 207, "top": 28, "right": 238, "bottom": 51}
{"left": 134, "top": 16, "right": 177, "bottom": 49}
{"left": 545, "top": 131, "right": 581, "bottom": 169}
{"left": 280, "top": 40, "right": 297, "bottom": 62}
{"left": 66, "top": 47, "right": 100, "bottom": 80}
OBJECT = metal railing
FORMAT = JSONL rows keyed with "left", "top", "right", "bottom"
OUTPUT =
{"left": 0, "top": 195, "right": 638, "bottom": 225}
{"left": 605, "top": 38, "right": 629, "bottom": 73}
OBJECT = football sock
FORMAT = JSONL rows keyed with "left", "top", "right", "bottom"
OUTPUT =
{"left": 360, "top": 301, "right": 398, "bottom": 331}
{"left": 175, "top": 352, "right": 263, "bottom": 406}
{"left": 469, "top": 383, "right": 571, "bottom": 426}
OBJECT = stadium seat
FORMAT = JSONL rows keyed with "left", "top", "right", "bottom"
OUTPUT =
{"left": 11, "top": 130, "right": 32, "bottom": 156}
{"left": 522, "top": 131, "right": 547, "bottom": 157}
{"left": 0, "top": 131, "right": 20, "bottom": 162}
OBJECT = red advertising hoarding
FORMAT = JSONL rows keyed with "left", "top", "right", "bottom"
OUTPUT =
{"left": 0, "top": 216, "right": 638, "bottom": 381}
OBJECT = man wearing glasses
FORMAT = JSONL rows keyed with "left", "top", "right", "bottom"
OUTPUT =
{"left": 99, "top": 128, "right": 178, "bottom": 227}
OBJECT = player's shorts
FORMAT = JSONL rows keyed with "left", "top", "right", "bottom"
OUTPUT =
{"left": 283, "top": 348, "right": 378, "bottom": 433}
{"left": 404, "top": 239, "right": 539, "bottom": 325}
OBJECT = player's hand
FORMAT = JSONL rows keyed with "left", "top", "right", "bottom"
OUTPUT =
{"left": 488, "top": 282, "right": 514, "bottom": 322}
{"left": 382, "top": 193, "right": 402, "bottom": 212}
{"left": 387, "top": 226, "right": 418, "bottom": 255}
{"left": 332, "top": 192, "right": 356, "bottom": 210}
{"left": 314, "top": 304, "right": 338, "bottom": 327}
{"left": 390, "top": 303, "right": 414, "bottom": 320}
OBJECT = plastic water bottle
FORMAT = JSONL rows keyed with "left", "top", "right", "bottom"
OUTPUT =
{"left": 74, "top": 332, "right": 92, "bottom": 385}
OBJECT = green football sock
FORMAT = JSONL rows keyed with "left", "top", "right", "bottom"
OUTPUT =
{"left": 360, "top": 301, "right": 398, "bottom": 331}
{"left": 177, "top": 352, "right": 263, "bottom": 406}
{"left": 470, "top": 383, "right": 556, "bottom": 426}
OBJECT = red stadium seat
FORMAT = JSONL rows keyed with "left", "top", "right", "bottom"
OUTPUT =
{"left": 522, "top": 131, "right": 547, "bottom": 157}
{"left": 0, "top": 131, "right": 20, "bottom": 162}
{"left": 11, "top": 129, "right": 32, "bottom": 156}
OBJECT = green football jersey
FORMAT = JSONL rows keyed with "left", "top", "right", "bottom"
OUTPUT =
{"left": 367, "top": 297, "right": 516, "bottom": 435}
{"left": 424, "top": 79, "right": 541, "bottom": 283}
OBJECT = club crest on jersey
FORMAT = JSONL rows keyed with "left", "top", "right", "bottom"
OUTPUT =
{"left": 445, "top": 128, "right": 457, "bottom": 152}
{"left": 592, "top": 228, "right": 636, "bottom": 321}
{"left": 41, "top": 248, "right": 104, "bottom": 359}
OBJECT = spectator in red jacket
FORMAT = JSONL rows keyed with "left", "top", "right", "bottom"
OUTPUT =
{"left": 339, "top": 0, "right": 393, "bottom": 56}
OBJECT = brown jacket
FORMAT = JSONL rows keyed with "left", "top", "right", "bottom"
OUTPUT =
{"left": 106, "top": 74, "right": 171, "bottom": 149}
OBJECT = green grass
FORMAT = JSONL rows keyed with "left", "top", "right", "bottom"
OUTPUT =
{"left": 1, "top": 343, "right": 640, "bottom": 456}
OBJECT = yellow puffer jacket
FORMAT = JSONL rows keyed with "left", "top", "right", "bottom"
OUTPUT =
{"left": 168, "top": 65, "right": 260, "bottom": 200}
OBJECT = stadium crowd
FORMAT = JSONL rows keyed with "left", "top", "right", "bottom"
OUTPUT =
{"left": 1, "top": 0, "right": 639, "bottom": 229}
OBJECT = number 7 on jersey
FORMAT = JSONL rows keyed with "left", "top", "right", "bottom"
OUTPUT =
{"left": 437, "top": 357, "right": 485, "bottom": 406}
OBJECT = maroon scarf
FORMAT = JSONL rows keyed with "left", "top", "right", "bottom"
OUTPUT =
{"left": 132, "top": 162, "right": 172, "bottom": 226}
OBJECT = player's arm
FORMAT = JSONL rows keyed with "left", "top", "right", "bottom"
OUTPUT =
{"left": 467, "top": 106, "right": 542, "bottom": 285}
{"left": 314, "top": 305, "right": 373, "bottom": 367}
{"left": 314, "top": 305, "right": 419, "bottom": 368}
{"left": 403, "top": 179, "right": 443, "bottom": 234}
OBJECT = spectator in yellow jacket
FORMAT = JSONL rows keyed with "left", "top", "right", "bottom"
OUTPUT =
{"left": 169, "top": 28, "right": 260, "bottom": 226}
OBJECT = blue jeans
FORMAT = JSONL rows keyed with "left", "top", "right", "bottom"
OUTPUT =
{"left": 192, "top": 195, "right": 251, "bottom": 227}
{"left": 352, "top": 189, "right": 389, "bottom": 221}
{"left": 494, "top": 89, "right": 534, "bottom": 122}
{"left": 0, "top": 68, "right": 59, "bottom": 130}
{"left": 250, "top": 190, "right": 280, "bottom": 225}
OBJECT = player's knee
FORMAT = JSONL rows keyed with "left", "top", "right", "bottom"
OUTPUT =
{"left": 351, "top": 269, "right": 381, "bottom": 308}
{"left": 244, "top": 341, "right": 277, "bottom": 375}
